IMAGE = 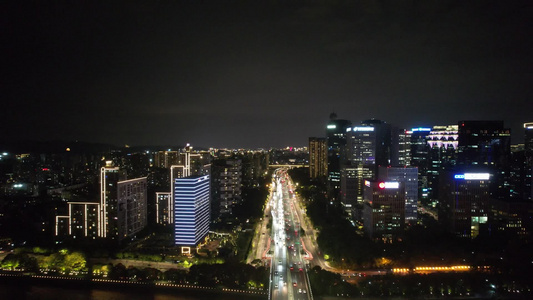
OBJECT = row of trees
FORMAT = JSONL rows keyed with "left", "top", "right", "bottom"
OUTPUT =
{"left": 2, "top": 249, "right": 267, "bottom": 290}
{"left": 93, "top": 261, "right": 267, "bottom": 289}
{"left": 1, "top": 249, "right": 86, "bottom": 274}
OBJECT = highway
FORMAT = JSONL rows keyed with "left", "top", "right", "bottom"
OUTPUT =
{"left": 268, "top": 169, "right": 311, "bottom": 300}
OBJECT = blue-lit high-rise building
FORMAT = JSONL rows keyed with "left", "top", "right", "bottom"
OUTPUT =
{"left": 174, "top": 175, "right": 210, "bottom": 252}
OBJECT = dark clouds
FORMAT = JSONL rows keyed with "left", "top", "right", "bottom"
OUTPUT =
{"left": 2, "top": 1, "right": 532, "bottom": 148}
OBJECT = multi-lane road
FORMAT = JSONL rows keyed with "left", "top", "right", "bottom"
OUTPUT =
{"left": 267, "top": 169, "right": 311, "bottom": 300}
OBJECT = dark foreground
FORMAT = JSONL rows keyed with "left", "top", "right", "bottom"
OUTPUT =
{"left": 0, "top": 275, "right": 265, "bottom": 300}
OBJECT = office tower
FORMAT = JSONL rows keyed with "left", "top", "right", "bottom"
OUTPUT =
{"left": 309, "top": 137, "right": 328, "bottom": 179}
{"left": 360, "top": 119, "right": 392, "bottom": 167}
{"left": 439, "top": 171, "right": 491, "bottom": 238}
{"left": 168, "top": 144, "right": 212, "bottom": 224}
{"left": 525, "top": 122, "right": 533, "bottom": 201}
{"left": 345, "top": 119, "right": 392, "bottom": 203}
{"left": 340, "top": 166, "right": 360, "bottom": 216}
{"left": 212, "top": 159, "right": 242, "bottom": 217}
{"left": 378, "top": 166, "right": 418, "bottom": 223}
{"left": 174, "top": 175, "right": 210, "bottom": 253}
{"left": 457, "top": 121, "right": 511, "bottom": 167}
{"left": 326, "top": 113, "right": 352, "bottom": 198}
{"left": 362, "top": 180, "right": 405, "bottom": 241}
{"left": 346, "top": 125, "right": 377, "bottom": 203}
{"left": 156, "top": 192, "right": 172, "bottom": 224}
{"left": 397, "top": 129, "right": 412, "bottom": 166}
{"left": 458, "top": 121, "right": 511, "bottom": 201}
{"left": 117, "top": 177, "right": 147, "bottom": 241}
{"left": 426, "top": 125, "right": 459, "bottom": 206}
{"left": 407, "top": 127, "right": 432, "bottom": 204}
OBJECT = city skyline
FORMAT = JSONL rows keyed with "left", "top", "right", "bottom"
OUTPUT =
{"left": 2, "top": 1, "right": 532, "bottom": 148}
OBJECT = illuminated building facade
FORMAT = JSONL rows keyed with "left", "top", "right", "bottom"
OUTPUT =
{"left": 156, "top": 192, "right": 172, "bottom": 224}
{"left": 99, "top": 166, "right": 122, "bottom": 238}
{"left": 174, "top": 175, "right": 210, "bottom": 250}
{"left": 309, "top": 137, "right": 328, "bottom": 179}
{"left": 340, "top": 166, "right": 360, "bottom": 216}
{"left": 378, "top": 166, "right": 418, "bottom": 222}
{"left": 397, "top": 129, "right": 412, "bottom": 166}
{"left": 212, "top": 159, "right": 242, "bottom": 217}
{"left": 439, "top": 171, "right": 492, "bottom": 238}
{"left": 457, "top": 121, "right": 510, "bottom": 168}
{"left": 426, "top": 125, "right": 459, "bottom": 205}
{"left": 68, "top": 202, "right": 100, "bottom": 239}
{"left": 326, "top": 113, "right": 352, "bottom": 199}
{"left": 346, "top": 122, "right": 391, "bottom": 203}
{"left": 488, "top": 199, "right": 533, "bottom": 240}
{"left": 458, "top": 121, "right": 511, "bottom": 201}
{"left": 55, "top": 202, "right": 99, "bottom": 239}
{"left": 56, "top": 166, "right": 146, "bottom": 241}
{"left": 99, "top": 166, "right": 147, "bottom": 241}
{"left": 154, "top": 151, "right": 181, "bottom": 168}
{"left": 167, "top": 144, "right": 212, "bottom": 223}
{"left": 117, "top": 177, "right": 147, "bottom": 241}
{"left": 362, "top": 180, "right": 405, "bottom": 241}
{"left": 525, "top": 122, "right": 533, "bottom": 201}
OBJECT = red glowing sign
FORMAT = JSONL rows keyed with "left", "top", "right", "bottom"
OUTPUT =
{"left": 378, "top": 182, "right": 386, "bottom": 189}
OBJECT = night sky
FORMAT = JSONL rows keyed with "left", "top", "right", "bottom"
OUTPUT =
{"left": 2, "top": 1, "right": 532, "bottom": 149}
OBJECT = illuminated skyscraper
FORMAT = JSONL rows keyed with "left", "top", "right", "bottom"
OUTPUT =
{"left": 457, "top": 121, "right": 511, "bottom": 201}
{"left": 99, "top": 166, "right": 147, "bottom": 241}
{"left": 439, "top": 171, "right": 492, "bottom": 238}
{"left": 168, "top": 144, "right": 211, "bottom": 223}
{"left": 457, "top": 121, "right": 510, "bottom": 168}
{"left": 174, "top": 175, "right": 210, "bottom": 253}
{"left": 309, "top": 137, "right": 328, "bottom": 179}
{"left": 426, "top": 125, "right": 458, "bottom": 205}
{"left": 346, "top": 120, "right": 392, "bottom": 203}
{"left": 326, "top": 113, "right": 351, "bottom": 198}
{"left": 525, "top": 122, "right": 533, "bottom": 201}
{"left": 212, "top": 159, "right": 242, "bottom": 217}
{"left": 340, "top": 166, "right": 360, "bottom": 216}
{"left": 362, "top": 180, "right": 405, "bottom": 241}
{"left": 346, "top": 125, "right": 377, "bottom": 203}
{"left": 378, "top": 166, "right": 418, "bottom": 222}
{"left": 397, "top": 129, "right": 412, "bottom": 166}
{"left": 99, "top": 166, "right": 121, "bottom": 238}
